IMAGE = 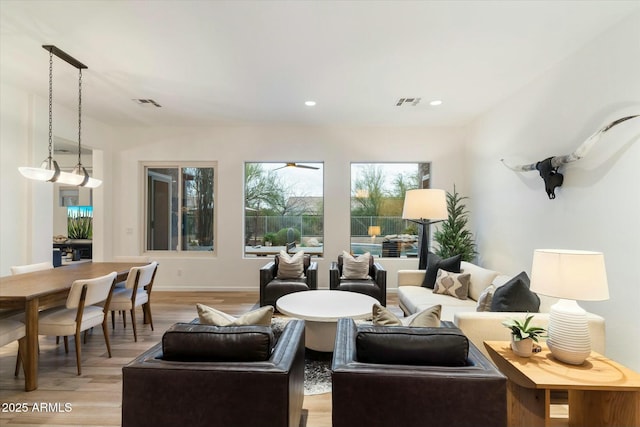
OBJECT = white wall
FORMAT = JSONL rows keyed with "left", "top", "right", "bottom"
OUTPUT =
{"left": 110, "top": 125, "right": 468, "bottom": 291}
{"left": 466, "top": 12, "right": 640, "bottom": 370}
{"left": 0, "top": 84, "right": 31, "bottom": 271}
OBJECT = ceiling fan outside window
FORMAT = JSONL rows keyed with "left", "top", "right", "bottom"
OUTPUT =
{"left": 273, "top": 162, "right": 320, "bottom": 171}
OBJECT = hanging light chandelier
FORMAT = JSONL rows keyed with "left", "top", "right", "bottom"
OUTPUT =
{"left": 18, "top": 45, "right": 101, "bottom": 188}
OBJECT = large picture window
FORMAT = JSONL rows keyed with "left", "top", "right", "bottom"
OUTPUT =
{"left": 244, "top": 162, "right": 323, "bottom": 257}
{"left": 350, "top": 162, "right": 430, "bottom": 258}
{"left": 145, "top": 164, "right": 215, "bottom": 253}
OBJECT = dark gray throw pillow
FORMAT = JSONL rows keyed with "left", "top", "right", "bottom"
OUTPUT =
{"left": 421, "top": 252, "right": 462, "bottom": 288}
{"left": 356, "top": 326, "right": 469, "bottom": 366}
{"left": 490, "top": 271, "right": 540, "bottom": 312}
{"left": 162, "top": 323, "right": 274, "bottom": 362}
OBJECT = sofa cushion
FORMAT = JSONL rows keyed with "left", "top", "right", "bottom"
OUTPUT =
{"left": 433, "top": 269, "right": 470, "bottom": 300}
{"left": 460, "top": 261, "right": 500, "bottom": 301}
{"left": 161, "top": 323, "right": 274, "bottom": 362}
{"left": 276, "top": 250, "right": 306, "bottom": 279}
{"left": 476, "top": 284, "right": 495, "bottom": 312}
{"left": 356, "top": 325, "right": 468, "bottom": 366}
{"left": 398, "top": 285, "right": 477, "bottom": 321}
{"left": 490, "top": 272, "right": 541, "bottom": 312}
{"left": 197, "top": 304, "right": 274, "bottom": 326}
{"left": 342, "top": 251, "right": 371, "bottom": 279}
{"left": 421, "top": 253, "right": 462, "bottom": 288}
{"left": 373, "top": 303, "right": 441, "bottom": 327}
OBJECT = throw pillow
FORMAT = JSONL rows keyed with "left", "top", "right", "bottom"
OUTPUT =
{"left": 342, "top": 251, "right": 371, "bottom": 279}
{"left": 476, "top": 284, "right": 495, "bottom": 312}
{"left": 197, "top": 303, "right": 274, "bottom": 326}
{"left": 162, "top": 323, "right": 274, "bottom": 362}
{"left": 277, "top": 250, "right": 306, "bottom": 279}
{"left": 372, "top": 303, "right": 441, "bottom": 327}
{"left": 433, "top": 269, "right": 471, "bottom": 300}
{"left": 421, "top": 252, "right": 462, "bottom": 288}
{"left": 490, "top": 271, "right": 541, "bottom": 312}
{"left": 356, "top": 326, "right": 469, "bottom": 366}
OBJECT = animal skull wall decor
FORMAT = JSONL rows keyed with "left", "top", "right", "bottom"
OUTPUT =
{"left": 501, "top": 115, "right": 639, "bottom": 199}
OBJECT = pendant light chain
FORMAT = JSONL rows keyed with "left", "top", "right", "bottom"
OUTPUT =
{"left": 77, "top": 68, "right": 82, "bottom": 167}
{"left": 48, "top": 48, "right": 53, "bottom": 161}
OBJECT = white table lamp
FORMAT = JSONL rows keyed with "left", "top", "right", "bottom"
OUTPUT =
{"left": 530, "top": 249, "right": 609, "bottom": 365}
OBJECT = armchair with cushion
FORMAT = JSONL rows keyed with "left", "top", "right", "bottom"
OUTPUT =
{"left": 331, "top": 318, "right": 507, "bottom": 427}
{"left": 330, "top": 253, "right": 387, "bottom": 305}
{"left": 122, "top": 319, "right": 305, "bottom": 427}
{"left": 260, "top": 253, "right": 318, "bottom": 307}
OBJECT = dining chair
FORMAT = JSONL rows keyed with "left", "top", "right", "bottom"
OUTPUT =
{"left": 0, "top": 319, "right": 26, "bottom": 377}
{"left": 112, "top": 256, "right": 151, "bottom": 288}
{"left": 38, "top": 271, "right": 117, "bottom": 375}
{"left": 7, "top": 261, "right": 54, "bottom": 346}
{"left": 7, "top": 262, "right": 53, "bottom": 375}
{"left": 109, "top": 262, "right": 158, "bottom": 342}
{"left": 10, "top": 261, "right": 54, "bottom": 275}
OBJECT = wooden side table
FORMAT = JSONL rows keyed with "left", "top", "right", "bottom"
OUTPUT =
{"left": 485, "top": 341, "right": 640, "bottom": 427}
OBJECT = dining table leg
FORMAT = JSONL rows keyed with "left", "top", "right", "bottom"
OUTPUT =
{"left": 24, "top": 298, "right": 39, "bottom": 391}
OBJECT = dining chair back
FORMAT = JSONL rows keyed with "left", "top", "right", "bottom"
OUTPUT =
{"left": 10, "top": 262, "right": 53, "bottom": 275}
{"left": 112, "top": 256, "right": 150, "bottom": 288}
{"left": 113, "top": 256, "right": 151, "bottom": 263}
{"left": 109, "top": 262, "right": 158, "bottom": 342}
{"left": 38, "top": 271, "right": 117, "bottom": 375}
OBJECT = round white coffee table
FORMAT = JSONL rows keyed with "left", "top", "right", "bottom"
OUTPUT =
{"left": 276, "top": 290, "right": 377, "bottom": 352}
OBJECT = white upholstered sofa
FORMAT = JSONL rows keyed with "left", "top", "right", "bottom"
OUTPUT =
{"left": 397, "top": 261, "right": 606, "bottom": 358}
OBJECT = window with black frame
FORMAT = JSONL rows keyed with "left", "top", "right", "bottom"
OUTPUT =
{"left": 145, "top": 164, "right": 215, "bottom": 253}
{"left": 244, "top": 162, "right": 324, "bottom": 257}
{"left": 350, "top": 162, "right": 431, "bottom": 258}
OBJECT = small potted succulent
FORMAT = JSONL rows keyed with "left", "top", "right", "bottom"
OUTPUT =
{"left": 502, "top": 314, "right": 546, "bottom": 357}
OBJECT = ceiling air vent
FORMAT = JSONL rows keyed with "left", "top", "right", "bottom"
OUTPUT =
{"left": 132, "top": 98, "right": 162, "bottom": 108}
{"left": 395, "top": 97, "right": 421, "bottom": 107}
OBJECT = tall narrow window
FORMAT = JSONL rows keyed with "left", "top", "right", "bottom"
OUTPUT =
{"left": 244, "top": 162, "right": 324, "bottom": 257}
{"left": 350, "top": 162, "right": 430, "bottom": 258}
{"left": 145, "top": 164, "right": 215, "bottom": 253}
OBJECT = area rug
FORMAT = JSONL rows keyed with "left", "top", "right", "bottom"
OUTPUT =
{"left": 272, "top": 317, "right": 332, "bottom": 395}
{"left": 304, "top": 349, "right": 332, "bottom": 395}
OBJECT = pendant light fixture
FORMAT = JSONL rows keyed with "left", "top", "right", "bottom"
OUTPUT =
{"left": 18, "top": 47, "right": 61, "bottom": 182}
{"left": 18, "top": 45, "right": 101, "bottom": 188}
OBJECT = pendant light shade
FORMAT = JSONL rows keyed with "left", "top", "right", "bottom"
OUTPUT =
{"left": 18, "top": 158, "right": 60, "bottom": 182}
{"left": 18, "top": 45, "right": 101, "bottom": 188}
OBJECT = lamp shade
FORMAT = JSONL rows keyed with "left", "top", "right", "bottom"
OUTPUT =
{"left": 368, "top": 226, "right": 381, "bottom": 236}
{"left": 401, "top": 189, "right": 447, "bottom": 221}
{"left": 18, "top": 166, "right": 57, "bottom": 182}
{"left": 530, "top": 249, "right": 609, "bottom": 301}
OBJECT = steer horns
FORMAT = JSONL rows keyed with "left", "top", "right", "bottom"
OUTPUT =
{"left": 501, "top": 115, "right": 639, "bottom": 199}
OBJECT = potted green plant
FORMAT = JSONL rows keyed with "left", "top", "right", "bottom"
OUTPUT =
{"left": 502, "top": 314, "right": 546, "bottom": 357}
{"left": 432, "top": 185, "right": 476, "bottom": 262}
{"left": 263, "top": 232, "right": 276, "bottom": 246}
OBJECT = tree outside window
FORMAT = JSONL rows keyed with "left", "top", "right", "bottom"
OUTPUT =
{"left": 244, "top": 162, "right": 323, "bottom": 257}
{"left": 350, "top": 162, "right": 430, "bottom": 257}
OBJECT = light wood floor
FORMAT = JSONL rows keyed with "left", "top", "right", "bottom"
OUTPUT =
{"left": 0, "top": 291, "right": 400, "bottom": 427}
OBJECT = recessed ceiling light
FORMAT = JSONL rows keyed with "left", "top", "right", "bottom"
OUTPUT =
{"left": 429, "top": 100, "right": 443, "bottom": 106}
{"left": 305, "top": 100, "right": 316, "bottom": 107}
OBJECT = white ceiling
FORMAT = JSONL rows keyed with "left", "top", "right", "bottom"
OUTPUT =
{"left": 1, "top": 0, "right": 638, "bottom": 128}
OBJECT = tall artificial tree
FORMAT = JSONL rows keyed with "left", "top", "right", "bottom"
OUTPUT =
{"left": 433, "top": 185, "right": 477, "bottom": 262}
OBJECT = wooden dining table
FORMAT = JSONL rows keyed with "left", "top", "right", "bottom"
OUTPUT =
{"left": 0, "top": 262, "right": 146, "bottom": 391}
